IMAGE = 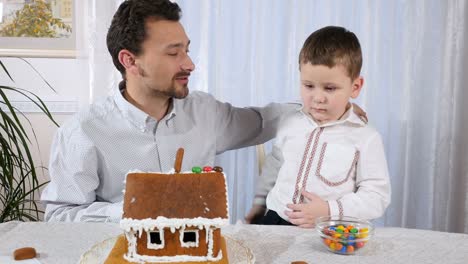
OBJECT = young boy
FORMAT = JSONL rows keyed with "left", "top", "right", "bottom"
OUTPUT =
{"left": 245, "top": 26, "right": 391, "bottom": 228}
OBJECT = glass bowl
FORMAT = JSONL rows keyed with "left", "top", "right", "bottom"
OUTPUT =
{"left": 315, "top": 216, "right": 374, "bottom": 255}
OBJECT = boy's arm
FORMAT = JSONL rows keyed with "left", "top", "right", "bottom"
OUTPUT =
{"left": 328, "top": 133, "right": 391, "bottom": 220}
{"left": 245, "top": 144, "right": 284, "bottom": 223}
{"left": 253, "top": 145, "right": 284, "bottom": 206}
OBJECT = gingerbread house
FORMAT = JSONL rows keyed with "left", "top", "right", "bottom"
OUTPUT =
{"left": 118, "top": 149, "right": 229, "bottom": 263}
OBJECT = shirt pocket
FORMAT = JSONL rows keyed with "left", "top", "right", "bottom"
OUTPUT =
{"left": 316, "top": 142, "right": 359, "bottom": 186}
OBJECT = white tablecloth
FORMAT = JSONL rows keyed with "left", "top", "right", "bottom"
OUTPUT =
{"left": 0, "top": 221, "right": 467, "bottom": 264}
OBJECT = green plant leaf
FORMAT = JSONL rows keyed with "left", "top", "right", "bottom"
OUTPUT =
{"left": 0, "top": 61, "right": 14, "bottom": 82}
{"left": 0, "top": 58, "right": 58, "bottom": 222}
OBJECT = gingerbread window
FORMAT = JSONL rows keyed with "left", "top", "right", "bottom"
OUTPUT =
{"left": 180, "top": 230, "right": 199, "bottom": 248}
{"left": 147, "top": 230, "right": 165, "bottom": 249}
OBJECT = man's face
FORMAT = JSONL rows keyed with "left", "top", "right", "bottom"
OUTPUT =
{"left": 134, "top": 19, "right": 195, "bottom": 99}
{"left": 300, "top": 63, "right": 362, "bottom": 125}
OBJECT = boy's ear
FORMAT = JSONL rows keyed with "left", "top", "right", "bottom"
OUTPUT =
{"left": 351, "top": 76, "right": 364, "bottom": 99}
{"left": 118, "top": 49, "right": 140, "bottom": 76}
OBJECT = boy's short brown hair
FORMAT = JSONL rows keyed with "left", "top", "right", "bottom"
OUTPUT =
{"left": 299, "top": 26, "right": 362, "bottom": 80}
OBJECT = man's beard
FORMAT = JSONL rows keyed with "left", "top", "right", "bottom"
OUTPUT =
{"left": 139, "top": 67, "right": 189, "bottom": 99}
{"left": 154, "top": 85, "right": 188, "bottom": 99}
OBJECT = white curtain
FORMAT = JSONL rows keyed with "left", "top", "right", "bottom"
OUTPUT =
{"left": 81, "top": 0, "right": 468, "bottom": 232}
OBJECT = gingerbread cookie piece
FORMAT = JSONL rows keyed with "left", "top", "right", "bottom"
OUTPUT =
{"left": 13, "top": 247, "right": 37, "bottom": 260}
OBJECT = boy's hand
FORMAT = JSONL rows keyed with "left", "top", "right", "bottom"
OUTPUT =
{"left": 245, "top": 204, "right": 266, "bottom": 224}
{"left": 285, "top": 190, "right": 329, "bottom": 228}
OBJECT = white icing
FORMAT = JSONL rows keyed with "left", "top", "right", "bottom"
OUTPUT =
{"left": 124, "top": 251, "right": 222, "bottom": 263}
{"left": 130, "top": 197, "right": 136, "bottom": 203}
{"left": 125, "top": 230, "right": 137, "bottom": 258}
{"left": 221, "top": 173, "right": 230, "bottom": 220}
{"left": 205, "top": 227, "right": 210, "bottom": 244}
{"left": 207, "top": 228, "right": 214, "bottom": 259}
{"left": 121, "top": 216, "right": 228, "bottom": 232}
{"left": 121, "top": 218, "right": 227, "bottom": 262}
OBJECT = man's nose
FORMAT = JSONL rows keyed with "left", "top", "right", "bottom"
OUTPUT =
{"left": 181, "top": 55, "right": 195, "bottom": 72}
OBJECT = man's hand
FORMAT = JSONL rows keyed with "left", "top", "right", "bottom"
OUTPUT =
{"left": 285, "top": 190, "right": 329, "bottom": 228}
{"left": 352, "top": 103, "right": 368, "bottom": 123}
{"left": 245, "top": 204, "right": 266, "bottom": 224}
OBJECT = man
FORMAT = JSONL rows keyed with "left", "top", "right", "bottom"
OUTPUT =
{"left": 40, "top": 0, "right": 288, "bottom": 222}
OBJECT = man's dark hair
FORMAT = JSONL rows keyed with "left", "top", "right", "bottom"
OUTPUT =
{"left": 299, "top": 26, "right": 362, "bottom": 80}
{"left": 106, "top": 0, "right": 181, "bottom": 75}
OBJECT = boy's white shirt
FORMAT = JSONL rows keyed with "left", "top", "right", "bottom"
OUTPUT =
{"left": 255, "top": 104, "right": 391, "bottom": 221}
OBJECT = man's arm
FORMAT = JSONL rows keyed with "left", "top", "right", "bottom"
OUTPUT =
{"left": 40, "top": 122, "right": 122, "bottom": 222}
{"left": 212, "top": 96, "right": 297, "bottom": 153}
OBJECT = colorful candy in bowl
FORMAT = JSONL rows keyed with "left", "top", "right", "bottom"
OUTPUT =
{"left": 315, "top": 216, "right": 374, "bottom": 255}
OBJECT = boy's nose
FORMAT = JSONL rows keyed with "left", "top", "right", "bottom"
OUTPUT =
{"left": 313, "top": 94, "right": 326, "bottom": 104}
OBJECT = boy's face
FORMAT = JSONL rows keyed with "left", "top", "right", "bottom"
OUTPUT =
{"left": 300, "top": 63, "right": 363, "bottom": 125}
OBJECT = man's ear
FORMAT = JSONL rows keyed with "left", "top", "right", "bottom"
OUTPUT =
{"left": 118, "top": 49, "right": 139, "bottom": 76}
{"left": 351, "top": 76, "right": 364, "bottom": 99}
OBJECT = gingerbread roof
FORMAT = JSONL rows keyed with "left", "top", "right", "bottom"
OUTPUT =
{"left": 122, "top": 172, "right": 228, "bottom": 220}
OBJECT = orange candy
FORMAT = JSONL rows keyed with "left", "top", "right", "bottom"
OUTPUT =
{"left": 346, "top": 245, "right": 355, "bottom": 253}
{"left": 334, "top": 243, "right": 343, "bottom": 251}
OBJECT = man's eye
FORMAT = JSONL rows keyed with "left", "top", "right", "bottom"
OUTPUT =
{"left": 304, "top": 84, "right": 314, "bottom": 89}
{"left": 168, "top": 53, "right": 178, "bottom": 56}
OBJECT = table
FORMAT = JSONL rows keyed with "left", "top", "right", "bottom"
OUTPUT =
{"left": 0, "top": 221, "right": 467, "bottom": 264}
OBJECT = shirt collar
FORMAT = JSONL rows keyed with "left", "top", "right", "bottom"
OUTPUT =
{"left": 114, "top": 89, "right": 180, "bottom": 130}
{"left": 114, "top": 89, "right": 152, "bottom": 131}
{"left": 299, "top": 103, "right": 366, "bottom": 127}
{"left": 339, "top": 104, "right": 367, "bottom": 126}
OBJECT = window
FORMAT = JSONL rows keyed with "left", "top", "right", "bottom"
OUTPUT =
{"left": 147, "top": 230, "right": 165, "bottom": 250}
{"left": 150, "top": 232, "right": 162, "bottom": 244}
{"left": 180, "top": 230, "right": 199, "bottom": 248}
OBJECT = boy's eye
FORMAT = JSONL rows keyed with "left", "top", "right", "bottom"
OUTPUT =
{"left": 325, "top": 86, "right": 336, "bottom": 91}
{"left": 304, "top": 84, "right": 314, "bottom": 89}
{"left": 168, "top": 53, "right": 178, "bottom": 56}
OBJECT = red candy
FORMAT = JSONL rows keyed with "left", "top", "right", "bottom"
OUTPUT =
{"left": 203, "top": 166, "right": 212, "bottom": 172}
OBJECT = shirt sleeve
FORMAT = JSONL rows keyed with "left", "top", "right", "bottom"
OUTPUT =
{"left": 40, "top": 120, "right": 122, "bottom": 223}
{"left": 253, "top": 144, "right": 284, "bottom": 206}
{"left": 213, "top": 96, "right": 296, "bottom": 153}
{"left": 327, "top": 133, "right": 391, "bottom": 220}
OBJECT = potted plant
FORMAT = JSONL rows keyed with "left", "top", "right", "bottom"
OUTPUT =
{"left": 0, "top": 59, "right": 58, "bottom": 222}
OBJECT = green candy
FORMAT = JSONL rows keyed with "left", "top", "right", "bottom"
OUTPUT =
{"left": 350, "top": 228, "right": 358, "bottom": 234}
{"left": 192, "top": 166, "right": 202, "bottom": 173}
